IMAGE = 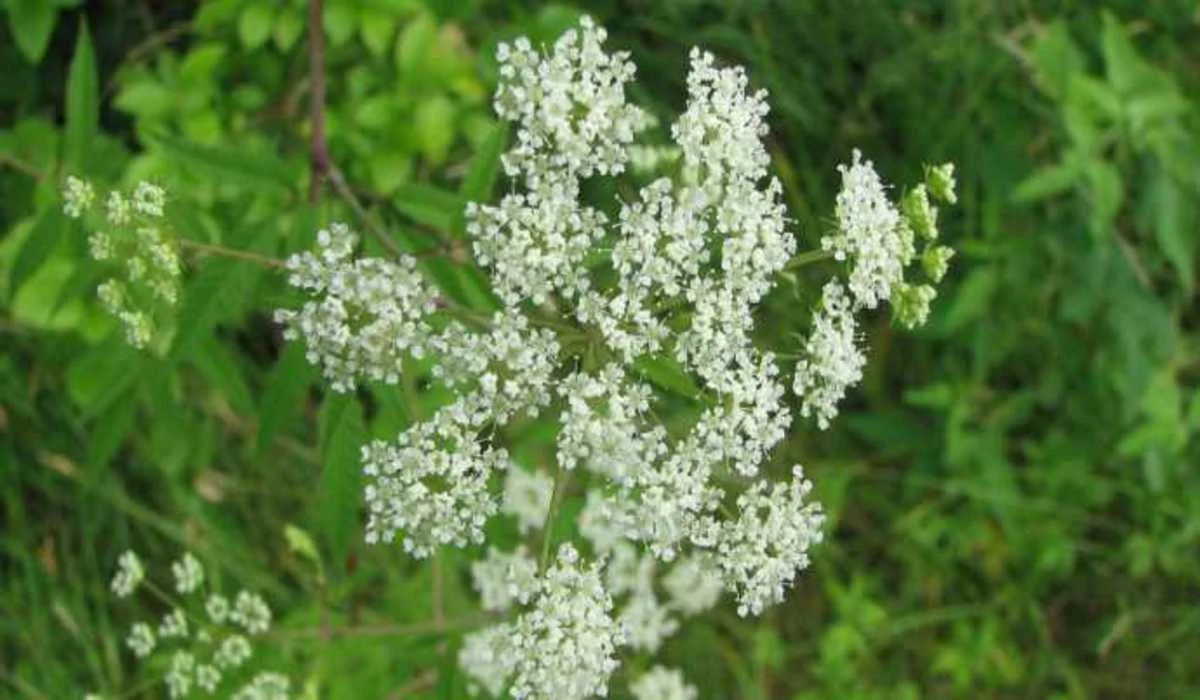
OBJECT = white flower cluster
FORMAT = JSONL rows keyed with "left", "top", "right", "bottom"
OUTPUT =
{"left": 275, "top": 223, "right": 438, "bottom": 392}
{"left": 269, "top": 16, "right": 958, "bottom": 698}
{"left": 794, "top": 151, "right": 957, "bottom": 426}
{"left": 630, "top": 666, "right": 699, "bottom": 700}
{"left": 99, "top": 550, "right": 286, "bottom": 699}
{"left": 61, "top": 178, "right": 181, "bottom": 348}
{"left": 460, "top": 545, "right": 622, "bottom": 700}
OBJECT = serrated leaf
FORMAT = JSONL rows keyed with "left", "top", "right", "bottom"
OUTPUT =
{"left": 318, "top": 393, "right": 366, "bottom": 567}
{"left": 10, "top": 209, "right": 64, "bottom": 299}
{"left": 6, "top": 0, "right": 58, "bottom": 63}
{"left": 64, "top": 19, "right": 98, "bottom": 169}
{"left": 1100, "top": 12, "right": 1146, "bottom": 97}
{"left": 188, "top": 336, "right": 256, "bottom": 416}
{"left": 171, "top": 257, "right": 255, "bottom": 357}
{"left": 149, "top": 133, "right": 293, "bottom": 192}
{"left": 1028, "top": 20, "right": 1083, "bottom": 100}
{"left": 257, "top": 342, "right": 315, "bottom": 455}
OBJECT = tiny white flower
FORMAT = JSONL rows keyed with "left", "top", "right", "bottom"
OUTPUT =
{"left": 110, "top": 551, "right": 144, "bottom": 598}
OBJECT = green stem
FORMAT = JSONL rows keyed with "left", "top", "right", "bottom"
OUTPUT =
{"left": 786, "top": 248, "right": 834, "bottom": 270}
{"left": 177, "top": 239, "right": 285, "bottom": 269}
{"left": 538, "top": 464, "right": 569, "bottom": 571}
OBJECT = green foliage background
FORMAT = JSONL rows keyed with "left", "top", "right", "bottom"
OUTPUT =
{"left": 2, "top": 0, "right": 1198, "bottom": 697}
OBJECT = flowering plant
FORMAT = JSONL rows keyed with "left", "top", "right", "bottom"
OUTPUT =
{"left": 70, "top": 16, "right": 955, "bottom": 700}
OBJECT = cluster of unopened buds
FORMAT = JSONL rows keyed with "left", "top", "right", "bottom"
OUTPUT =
{"left": 273, "top": 16, "right": 958, "bottom": 699}
{"left": 87, "top": 551, "right": 287, "bottom": 699}
{"left": 61, "top": 177, "right": 181, "bottom": 349}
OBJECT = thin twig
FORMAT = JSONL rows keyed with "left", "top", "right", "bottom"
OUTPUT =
{"left": 308, "top": 0, "right": 329, "bottom": 203}
{"left": 177, "top": 239, "right": 286, "bottom": 269}
{"left": 0, "top": 153, "right": 47, "bottom": 181}
{"left": 272, "top": 615, "right": 487, "bottom": 641}
{"left": 326, "top": 165, "right": 405, "bottom": 258}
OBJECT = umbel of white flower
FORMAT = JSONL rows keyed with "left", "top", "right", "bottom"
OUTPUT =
{"left": 95, "top": 550, "right": 287, "bottom": 699}
{"left": 61, "top": 178, "right": 181, "bottom": 349}
{"left": 274, "top": 16, "right": 957, "bottom": 699}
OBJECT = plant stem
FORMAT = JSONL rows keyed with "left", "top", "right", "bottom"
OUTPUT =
{"left": 538, "top": 464, "right": 569, "bottom": 571}
{"left": 786, "top": 248, "right": 834, "bottom": 270}
{"left": 308, "top": 0, "right": 329, "bottom": 204}
{"left": 177, "top": 239, "right": 286, "bottom": 269}
{"left": 273, "top": 615, "right": 487, "bottom": 641}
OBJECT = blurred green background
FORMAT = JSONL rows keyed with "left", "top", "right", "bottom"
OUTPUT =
{"left": 2, "top": 0, "right": 1198, "bottom": 697}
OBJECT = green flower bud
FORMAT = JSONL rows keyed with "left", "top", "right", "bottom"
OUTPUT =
{"left": 926, "top": 162, "right": 957, "bottom": 204}
{"left": 892, "top": 282, "right": 936, "bottom": 329}
{"left": 922, "top": 245, "right": 954, "bottom": 283}
{"left": 902, "top": 184, "right": 938, "bottom": 240}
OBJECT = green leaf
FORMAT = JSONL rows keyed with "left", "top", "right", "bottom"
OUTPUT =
{"left": 9, "top": 209, "right": 64, "bottom": 299}
{"left": 284, "top": 523, "right": 323, "bottom": 571}
{"left": 634, "top": 355, "right": 700, "bottom": 400}
{"left": 1011, "top": 161, "right": 1081, "bottom": 204}
{"left": 393, "top": 183, "right": 466, "bottom": 234}
{"left": 395, "top": 13, "right": 436, "bottom": 75}
{"left": 171, "top": 258, "right": 251, "bottom": 357}
{"left": 6, "top": 0, "right": 58, "bottom": 63}
{"left": 64, "top": 19, "right": 98, "bottom": 169}
{"left": 257, "top": 342, "right": 315, "bottom": 455}
{"left": 941, "top": 268, "right": 998, "bottom": 333}
{"left": 1029, "top": 20, "right": 1083, "bottom": 100}
{"left": 359, "top": 7, "right": 395, "bottom": 58}
{"left": 1085, "top": 160, "right": 1123, "bottom": 236}
{"left": 149, "top": 133, "right": 293, "bottom": 192}
{"left": 273, "top": 7, "right": 304, "bottom": 51}
{"left": 238, "top": 4, "right": 276, "bottom": 49}
{"left": 323, "top": 2, "right": 357, "bottom": 47}
{"left": 414, "top": 96, "right": 456, "bottom": 166}
{"left": 1101, "top": 12, "right": 1147, "bottom": 96}
{"left": 1150, "top": 174, "right": 1195, "bottom": 292}
{"left": 114, "top": 80, "right": 176, "bottom": 119}
{"left": 318, "top": 393, "right": 366, "bottom": 567}
{"left": 461, "top": 122, "right": 507, "bottom": 203}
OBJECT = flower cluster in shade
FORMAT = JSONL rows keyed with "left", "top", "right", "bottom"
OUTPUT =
{"left": 99, "top": 550, "right": 289, "bottom": 699}
{"left": 61, "top": 178, "right": 181, "bottom": 349}
{"left": 275, "top": 16, "right": 957, "bottom": 699}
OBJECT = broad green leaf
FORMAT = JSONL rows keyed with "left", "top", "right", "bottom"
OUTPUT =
{"left": 359, "top": 7, "right": 395, "bottom": 58}
{"left": 9, "top": 209, "right": 64, "bottom": 299}
{"left": 66, "top": 336, "right": 139, "bottom": 416}
{"left": 1028, "top": 20, "right": 1083, "bottom": 100}
{"left": 461, "top": 122, "right": 507, "bottom": 203}
{"left": 149, "top": 133, "right": 294, "bottom": 192}
{"left": 188, "top": 336, "right": 256, "bottom": 416}
{"left": 941, "top": 268, "right": 998, "bottom": 333}
{"left": 171, "top": 258, "right": 255, "bottom": 357}
{"left": 114, "top": 81, "right": 176, "bottom": 120}
{"left": 318, "top": 393, "right": 366, "bottom": 567}
{"left": 414, "top": 96, "right": 456, "bottom": 165}
{"left": 323, "top": 2, "right": 357, "bottom": 47}
{"left": 88, "top": 392, "right": 137, "bottom": 469}
{"left": 369, "top": 150, "right": 412, "bottom": 194}
{"left": 273, "top": 6, "right": 304, "bottom": 51}
{"left": 64, "top": 19, "right": 98, "bottom": 169}
{"left": 1011, "top": 161, "right": 1080, "bottom": 204}
{"left": 6, "top": 0, "right": 58, "bottom": 63}
{"left": 393, "top": 183, "right": 466, "bottom": 234}
{"left": 1085, "top": 160, "right": 1123, "bottom": 236}
{"left": 238, "top": 4, "right": 276, "bottom": 49}
{"left": 257, "top": 342, "right": 315, "bottom": 455}
{"left": 1100, "top": 12, "right": 1146, "bottom": 96}
{"left": 1150, "top": 174, "right": 1195, "bottom": 292}
{"left": 395, "top": 13, "right": 436, "bottom": 75}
